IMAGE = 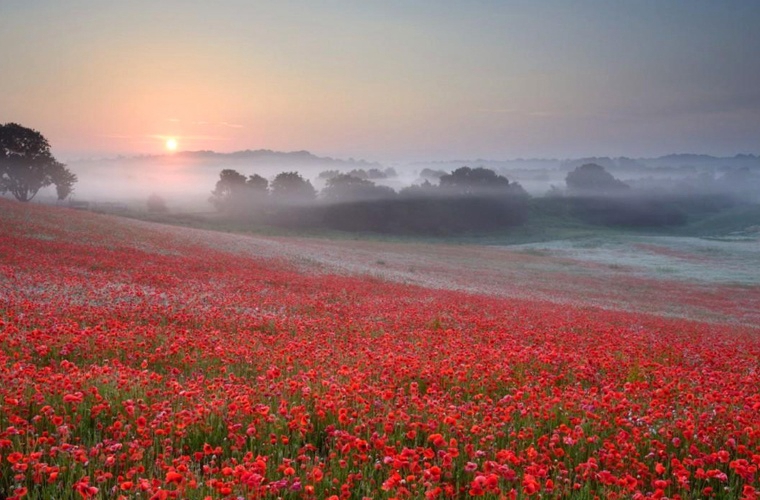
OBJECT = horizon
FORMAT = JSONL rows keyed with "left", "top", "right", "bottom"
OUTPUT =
{"left": 61, "top": 147, "right": 760, "bottom": 165}
{"left": 2, "top": 1, "right": 760, "bottom": 161}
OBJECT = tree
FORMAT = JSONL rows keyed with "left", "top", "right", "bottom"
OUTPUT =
{"left": 400, "top": 180, "right": 437, "bottom": 198}
{"left": 565, "top": 163, "right": 629, "bottom": 195}
{"left": 209, "top": 169, "right": 248, "bottom": 211}
{"left": 439, "top": 166, "right": 513, "bottom": 195}
{"left": 317, "top": 169, "right": 341, "bottom": 180}
{"left": 210, "top": 170, "right": 272, "bottom": 214}
{"left": 0, "top": 123, "right": 77, "bottom": 201}
{"left": 53, "top": 168, "right": 77, "bottom": 201}
{"left": 247, "top": 173, "right": 269, "bottom": 193}
{"left": 270, "top": 172, "right": 316, "bottom": 203}
{"left": 321, "top": 174, "right": 395, "bottom": 203}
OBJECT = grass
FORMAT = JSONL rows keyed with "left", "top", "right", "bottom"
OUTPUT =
{"left": 676, "top": 203, "right": 760, "bottom": 237}
{"left": 86, "top": 197, "right": 760, "bottom": 251}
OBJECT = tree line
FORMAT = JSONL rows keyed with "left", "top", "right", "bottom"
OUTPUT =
{"left": 208, "top": 167, "right": 530, "bottom": 235}
{"left": 208, "top": 162, "right": 744, "bottom": 234}
{"left": 2, "top": 123, "right": 744, "bottom": 234}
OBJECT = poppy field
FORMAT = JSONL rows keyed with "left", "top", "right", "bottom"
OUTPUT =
{"left": 1, "top": 200, "right": 759, "bottom": 499}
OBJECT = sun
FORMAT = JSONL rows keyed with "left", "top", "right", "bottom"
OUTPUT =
{"left": 165, "top": 138, "right": 178, "bottom": 151}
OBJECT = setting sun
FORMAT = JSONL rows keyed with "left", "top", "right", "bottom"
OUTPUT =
{"left": 165, "top": 138, "right": 178, "bottom": 151}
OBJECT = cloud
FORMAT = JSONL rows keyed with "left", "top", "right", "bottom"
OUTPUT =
{"left": 219, "top": 122, "right": 244, "bottom": 129}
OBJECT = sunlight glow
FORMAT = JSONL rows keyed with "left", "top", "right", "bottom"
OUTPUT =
{"left": 165, "top": 138, "right": 178, "bottom": 151}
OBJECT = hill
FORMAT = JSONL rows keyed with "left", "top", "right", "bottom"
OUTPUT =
{"left": 1, "top": 199, "right": 759, "bottom": 498}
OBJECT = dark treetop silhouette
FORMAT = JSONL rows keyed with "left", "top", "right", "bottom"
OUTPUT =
{"left": 0, "top": 123, "right": 76, "bottom": 202}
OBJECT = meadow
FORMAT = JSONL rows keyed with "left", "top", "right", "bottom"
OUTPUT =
{"left": 1, "top": 198, "right": 759, "bottom": 499}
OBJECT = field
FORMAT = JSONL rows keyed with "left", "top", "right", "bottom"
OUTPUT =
{"left": 1, "top": 198, "right": 759, "bottom": 499}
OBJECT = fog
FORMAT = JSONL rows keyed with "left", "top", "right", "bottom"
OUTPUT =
{"left": 412, "top": 155, "right": 760, "bottom": 200}
{"left": 66, "top": 150, "right": 387, "bottom": 210}
{"left": 66, "top": 151, "right": 760, "bottom": 202}
{"left": 50, "top": 149, "right": 759, "bottom": 236}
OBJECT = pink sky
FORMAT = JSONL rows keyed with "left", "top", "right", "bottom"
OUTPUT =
{"left": 2, "top": 1, "right": 759, "bottom": 161}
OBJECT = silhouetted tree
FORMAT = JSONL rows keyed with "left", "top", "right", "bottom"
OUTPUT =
{"left": 0, "top": 123, "right": 77, "bottom": 201}
{"left": 347, "top": 169, "right": 370, "bottom": 179}
{"left": 439, "top": 166, "right": 512, "bottom": 194}
{"left": 53, "top": 168, "right": 77, "bottom": 201}
{"left": 247, "top": 173, "right": 269, "bottom": 194}
{"left": 367, "top": 168, "right": 383, "bottom": 179}
{"left": 440, "top": 165, "right": 527, "bottom": 205}
{"left": 562, "top": 164, "right": 691, "bottom": 226}
{"left": 383, "top": 167, "right": 398, "bottom": 178}
{"left": 565, "top": 163, "right": 629, "bottom": 195}
{"left": 210, "top": 166, "right": 531, "bottom": 235}
{"left": 318, "top": 169, "right": 341, "bottom": 180}
{"left": 270, "top": 171, "right": 316, "bottom": 203}
{"left": 399, "top": 180, "right": 438, "bottom": 198}
{"left": 210, "top": 169, "right": 248, "bottom": 211}
{"left": 321, "top": 174, "right": 395, "bottom": 203}
{"left": 318, "top": 167, "right": 529, "bottom": 235}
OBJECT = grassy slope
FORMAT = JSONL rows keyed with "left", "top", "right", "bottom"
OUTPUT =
{"left": 125, "top": 197, "right": 760, "bottom": 247}
{"left": 37, "top": 200, "right": 760, "bottom": 325}
{"left": 676, "top": 203, "right": 760, "bottom": 237}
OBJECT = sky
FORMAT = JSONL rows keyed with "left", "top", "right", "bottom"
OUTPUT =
{"left": 1, "top": 0, "right": 759, "bottom": 161}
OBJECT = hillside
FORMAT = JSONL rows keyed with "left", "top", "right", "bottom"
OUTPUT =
{"left": 1, "top": 199, "right": 759, "bottom": 499}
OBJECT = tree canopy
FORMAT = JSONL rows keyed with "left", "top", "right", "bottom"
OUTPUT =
{"left": 247, "top": 174, "right": 269, "bottom": 193}
{"left": 209, "top": 169, "right": 248, "bottom": 211}
{"left": 439, "top": 166, "right": 525, "bottom": 197}
{"left": 0, "top": 123, "right": 76, "bottom": 202}
{"left": 440, "top": 166, "right": 509, "bottom": 190}
{"left": 322, "top": 174, "right": 395, "bottom": 203}
{"left": 207, "top": 166, "right": 531, "bottom": 234}
{"left": 270, "top": 171, "right": 316, "bottom": 203}
{"left": 565, "top": 163, "right": 629, "bottom": 195}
